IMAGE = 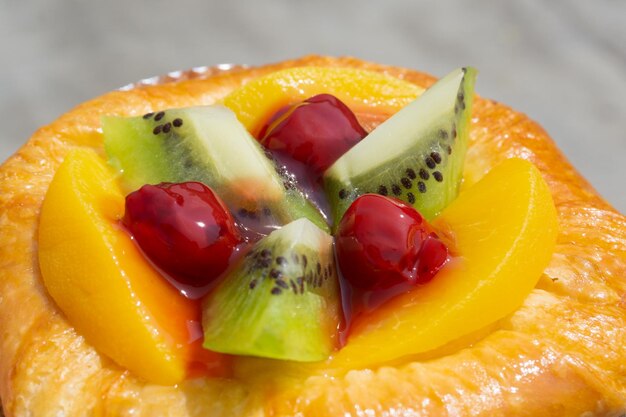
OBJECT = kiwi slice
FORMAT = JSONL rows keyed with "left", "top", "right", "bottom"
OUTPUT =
{"left": 202, "top": 218, "right": 340, "bottom": 361}
{"left": 324, "top": 67, "right": 477, "bottom": 223}
{"left": 103, "top": 105, "right": 328, "bottom": 232}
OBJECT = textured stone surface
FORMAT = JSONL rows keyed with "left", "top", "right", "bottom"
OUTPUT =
{"left": 0, "top": 0, "right": 624, "bottom": 212}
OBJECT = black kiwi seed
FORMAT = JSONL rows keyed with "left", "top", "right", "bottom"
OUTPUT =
{"left": 154, "top": 111, "right": 165, "bottom": 121}
{"left": 301, "top": 255, "right": 308, "bottom": 267}
{"left": 162, "top": 122, "right": 172, "bottom": 133}
{"left": 433, "top": 171, "right": 443, "bottom": 182}
{"left": 378, "top": 185, "right": 388, "bottom": 196}
{"left": 447, "top": 145, "right": 452, "bottom": 155}
{"left": 392, "top": 184, "right": 402, "bottom": 196}
{"left": 263, "top": 207, "right": 272, "bottom": 217}
{"left": 461, "top": 100, "right": 466, "bottom": 110}
{"left": 172, "top": 118, "right": 183, "bottom": 127}
{"left": 249, "top": 280, "right": 257, "bottom": 289}
{"left": 143, "top": 112, "right": 154, "bottom": 119}
{"left": 425, "top": 157, "right": 436, "bottom": 169}
{"left": 290, "top": 280, "right": 298, "bottom": 294}
{"left": 452, "top": 125, "right": 457, "bottom": 139}
{"left": 271, "top": 288, "right": 282, "bottom": 295}
{"left": 297, "top": 276, "right": 305, "bottom": 293}
{"left": 419, "top": 168, "right": 430, "bottom": 180}
{"left": 270, "top": 269, "right": 281, "bottom": 279}
{"left": 276, "top": 256, "right": 287, "bottom": 265}
{"left": 401, "top": 177, "right": 412, "bottom": 189}
{"left": 152, "top": 125, "right": 162, "bottom": 135}
{"left": 418, "top": 181, "right": 427, "bottom": 193}
{"left": 406, "top": 168, "right": 416, "bottom": 179}
{"left": 430, "top": 152, "right": 442, "bottom": 164}
{"left": 276, "top": 279, "right": 289, "bottom": 289}
{"left": 339, "top": 189, "right": 347, "bottom": 199}
{"left": 238, "top": 208, "right": 249, "bottom": 218}
{"left": 457, "top": 92, "right": 464, "bottom": 101}
{"left": 438, "top": 129, "right": 448, "bottom": 140}
{"left": 454, "top": 104, "right": 459, "bottom": 114}
{"left": 407, "top": 192, "right": 416, "bottom": 204}
{"left": 261, "top": 249, "right": 272, "bottom": 258}
{"left": 316, "top": 262, "right": 322, "bottom": 274}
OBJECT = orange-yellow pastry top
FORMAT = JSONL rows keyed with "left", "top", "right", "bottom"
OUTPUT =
{"left": 0, "top": 56, "right": 625, "bottom": 416}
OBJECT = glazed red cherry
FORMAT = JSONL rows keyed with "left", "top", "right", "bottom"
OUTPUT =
{"left": 335, "top": 194, "right": 449, "bottom": 291}
{"left": 259, "top": 94, "right": 367, "bottom": 174}
{"left": 123, "top": 182, "right": 242, "bottom": 290}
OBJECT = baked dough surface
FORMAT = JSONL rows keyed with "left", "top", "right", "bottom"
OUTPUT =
{"left": 0, "top": 56, "right": 625, "bottom": 416}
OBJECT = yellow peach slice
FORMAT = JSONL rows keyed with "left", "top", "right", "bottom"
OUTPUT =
{"left": 330, "top": 158, "right": 558, "bottom": 369}
{"left": 38, "top": 149, "right": 204, "bottom": 384}
{"left": 222, "top": 67, "right": 424, "bottom": 136}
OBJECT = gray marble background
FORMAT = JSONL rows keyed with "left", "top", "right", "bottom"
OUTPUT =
{"left": 1, "top": 0, "right": 624, "bottom": 212}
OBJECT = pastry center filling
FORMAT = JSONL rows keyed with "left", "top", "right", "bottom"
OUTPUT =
{"left": 37, "top": 66, "right": 558, "bottom": 384}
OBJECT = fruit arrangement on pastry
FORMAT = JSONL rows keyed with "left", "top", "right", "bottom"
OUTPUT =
{"left": 0, "top": 56, "right": 624, "bottom": 416}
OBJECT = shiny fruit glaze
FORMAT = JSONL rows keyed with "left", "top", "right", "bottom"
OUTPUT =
{"left": 123, "top": 182, "right": 242, "bottom": 298}
{"left": 336, "top": 194, "right": 449, "bottom": 291}
{"left": 335, "top": 194, "right": 449, "bottom": 342}
{"left": 259, "top": 94, "right": 367, "bottom": 175}
{"left": 38, "top": 149, "right": 230, "bottom": 384}
{"left": 330, "top": 159, "right": 558, "bottom": 369}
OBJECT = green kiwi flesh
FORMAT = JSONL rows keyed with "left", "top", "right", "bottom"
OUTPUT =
{"left": 324, "top": 67, "right": 477, "bottom": 224}
{"left": 102, "top": 105, "right": 328, "bottom": 232}
{"left": 202, "top": 218, "right": 340, "bottom": 361}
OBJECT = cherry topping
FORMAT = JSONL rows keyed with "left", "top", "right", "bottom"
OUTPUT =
{"left": 123, "top": 182, "right": 242, "bottom": 293}
{"left": 335, "top": 194, "right": 449, "bottom": 292}
{"left": 259, "top": 94, "right": 367, "bottom": 175}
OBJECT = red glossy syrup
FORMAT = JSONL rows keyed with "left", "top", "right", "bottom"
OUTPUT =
{"left": 334, "top": 194, "right": 450, "bottom": 343}
{"left": 267, "top": 148, "right": 333, "bottom": 222}
{"left": 123, "top": 182, "right": 244, "bottom": 299}
{"left": 183, "top": 305, "right": 233, "bottom": 378}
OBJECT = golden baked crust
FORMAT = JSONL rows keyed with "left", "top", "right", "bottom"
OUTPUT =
{"left": 0, "top": 56, "right": 625, "bottom": 416}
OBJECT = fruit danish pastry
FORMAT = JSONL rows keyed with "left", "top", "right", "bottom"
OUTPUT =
{"left": 0, "top": 56, "right": 624, "bottom": 416}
